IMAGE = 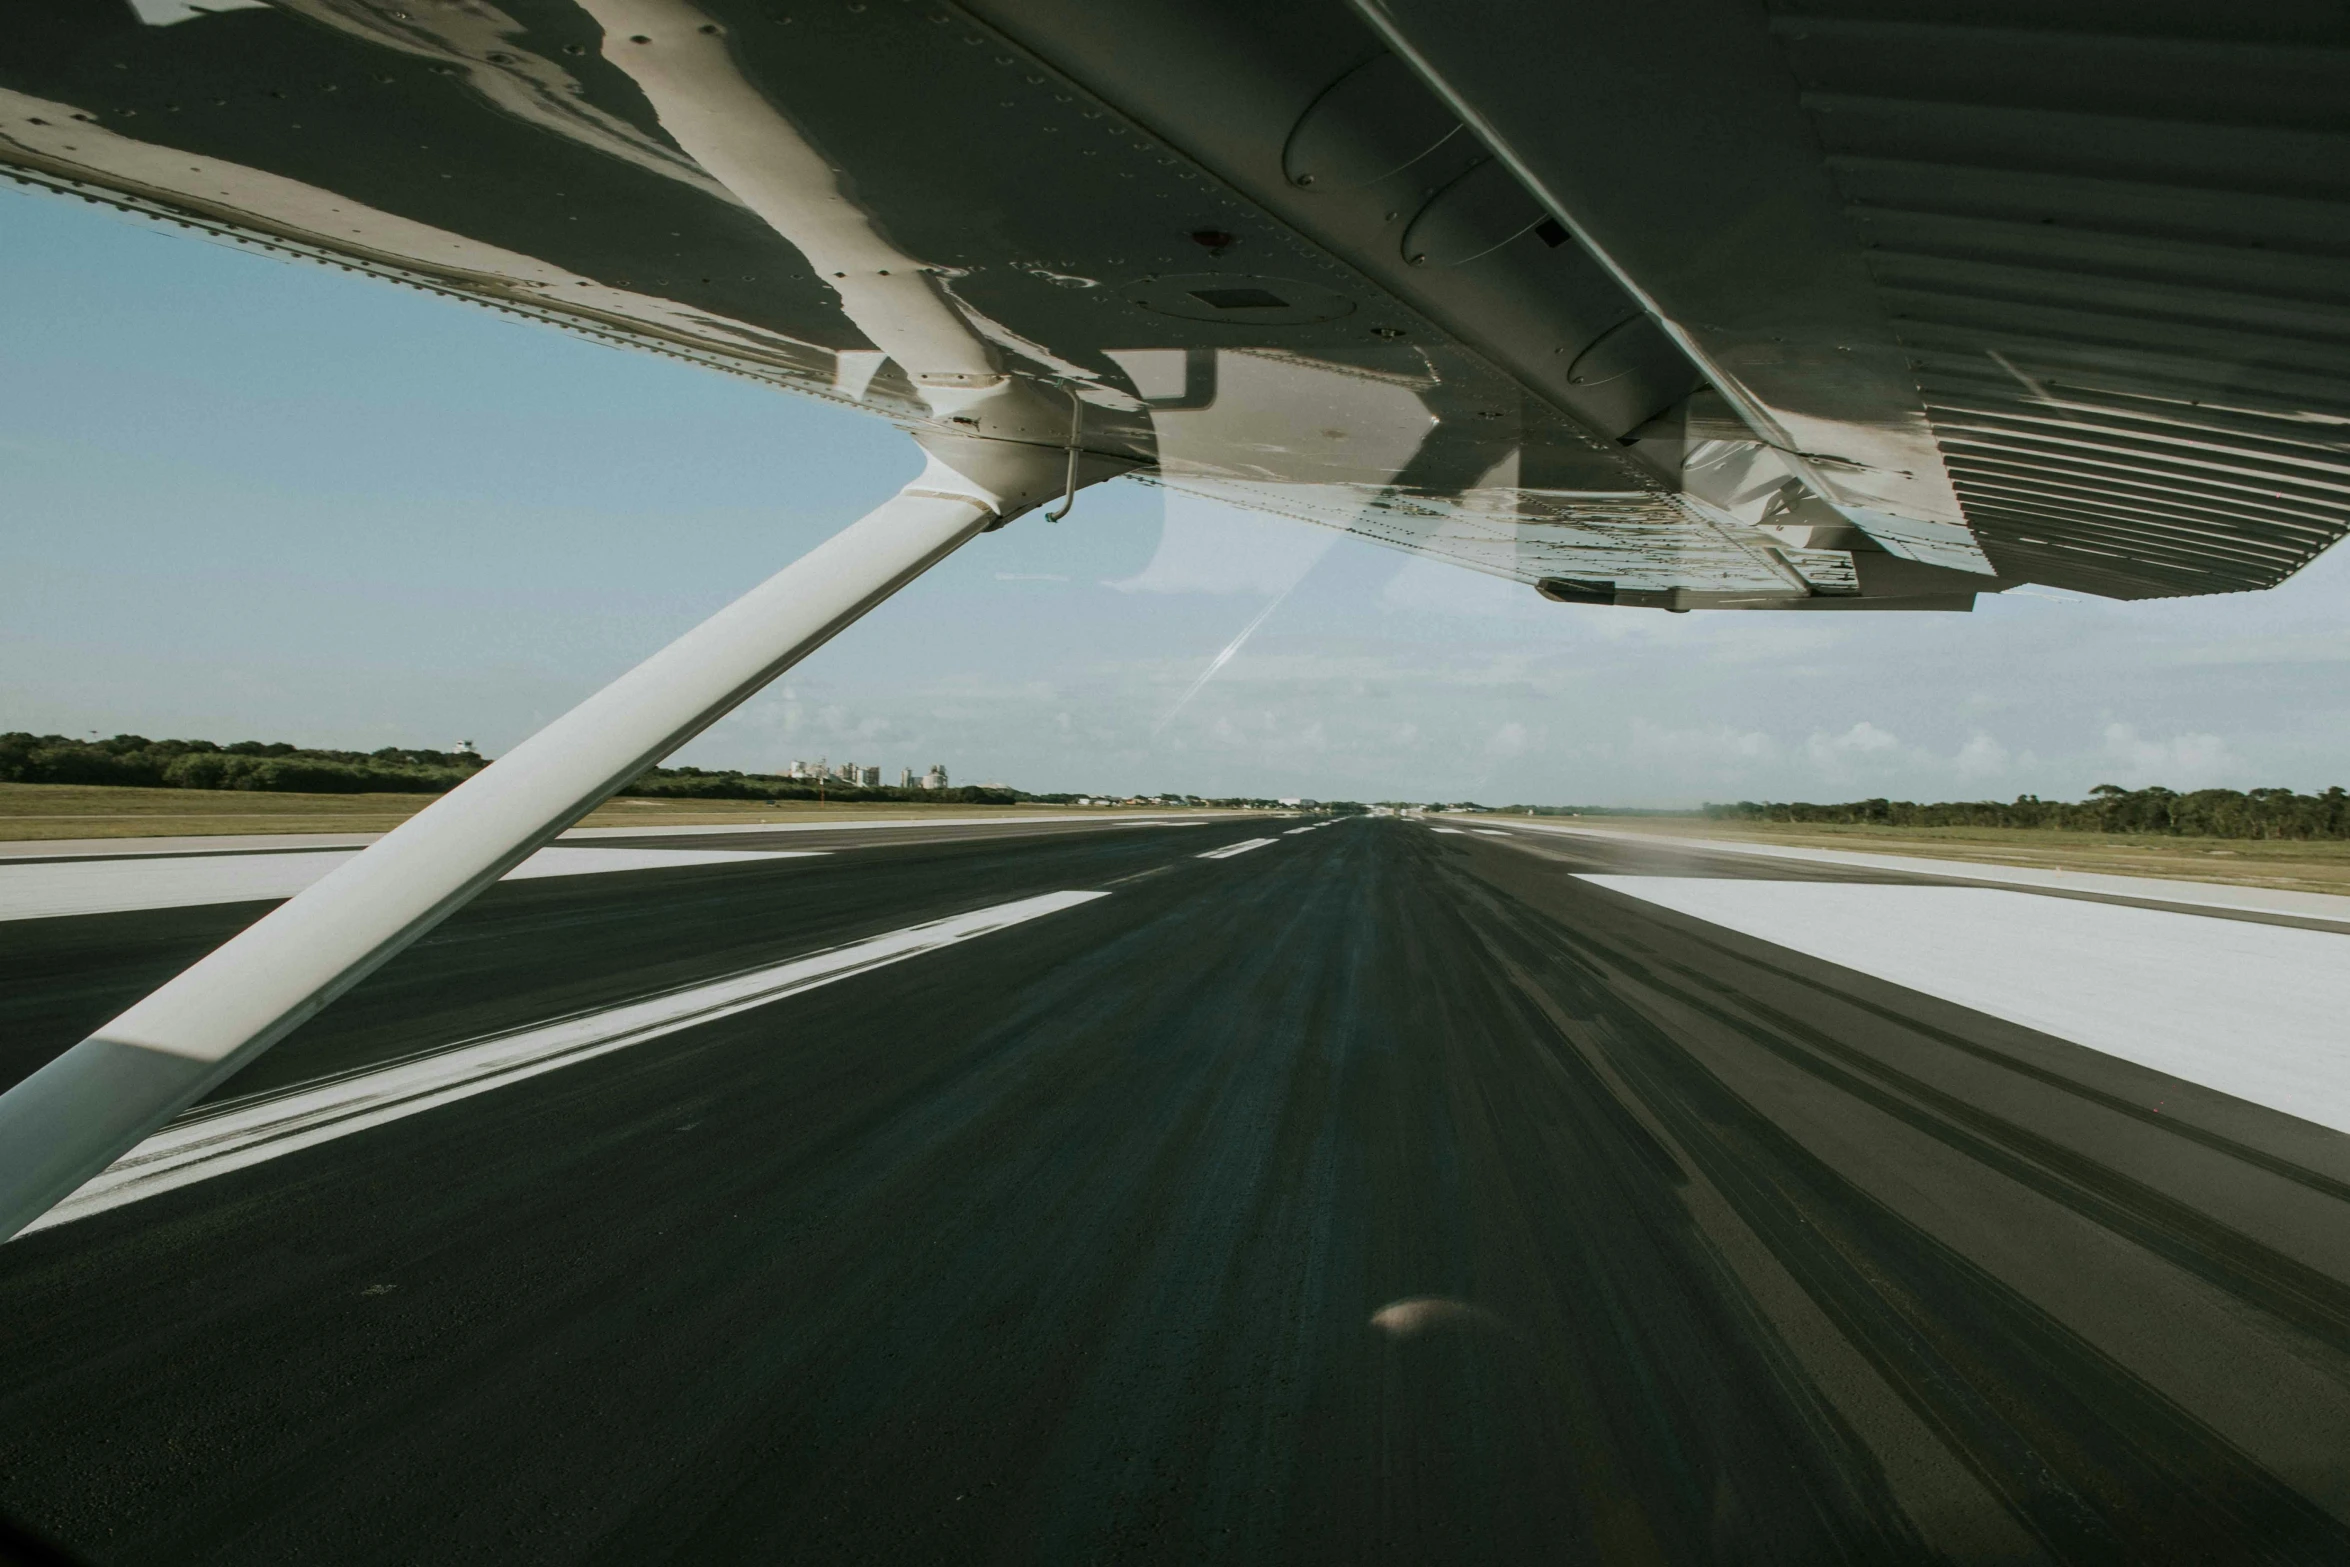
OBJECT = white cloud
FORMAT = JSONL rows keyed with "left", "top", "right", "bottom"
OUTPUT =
{"left": 1104, "top": 490, "right": 1334, "bottom": 595}
{"left": 1954, "top": 733, "right": 2011, "bottom": 778}
{"left": 1800, "top": 721, "right": 1907, "bottom": 786}
{"left": 1627, "top": 720, "right": 1776, "bottom": 764}
{"left": 1486, "top": 721, "right": 1529, "bottom": 759}
{"left": 2151, "top": 631, "right": 2350, "bottom": 667}
{"left": 1809, "top": 720, "right": 1900, "bottom": 758}
{"left": 1378, "top": 556, "right": 1527, "bottom": 617}
{"left": 2099, "top": 723, "right": 2240, "bottom": 785}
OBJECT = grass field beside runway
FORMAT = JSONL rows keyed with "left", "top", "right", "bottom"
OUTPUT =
{"left": 1472, "top": 812, "right": 2350, "bottom": 896}
{"left": 0, "top": 782, "right": 1198, "bottom": 842}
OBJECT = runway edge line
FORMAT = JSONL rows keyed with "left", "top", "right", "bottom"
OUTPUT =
{"left": 17, "top": 890, "right": 1110, "bottom": 1237}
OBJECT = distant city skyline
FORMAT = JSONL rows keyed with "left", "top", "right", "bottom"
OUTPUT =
{"left": 781, "top": 759, "right": 944, "bottom": 791}
{"left": 7, "top": 186, "right": 2350, "bottom": 806}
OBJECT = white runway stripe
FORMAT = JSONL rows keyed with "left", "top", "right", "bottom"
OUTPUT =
{"left": 1198, "top": 838, "right": 1277, "bottom": 860}
{"left": 20, "top": 890, "right": 1108, "bottom": 1236}
{"left": 1582, "top": 875, "right": 2350, "bottom": 1134}
{"left": 0, "top": 845, "right": 822, "bottom": 922}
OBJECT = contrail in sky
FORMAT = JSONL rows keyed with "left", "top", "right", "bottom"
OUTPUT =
{"left": 1153, "top": 577, "right": 1303, "bottom": 737}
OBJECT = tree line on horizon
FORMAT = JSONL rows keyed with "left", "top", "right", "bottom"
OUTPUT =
{"left": 0, "top": 732, "right": 1031, "bottom": 804}
{"left": 1705, "top": 785, "right": 2350, "bottom": 840}
{"left": 0, "top": 732, "right": 1351, "bottom": 812}
{"left": 0, "top": 732, "right": 486, "bottom": 795}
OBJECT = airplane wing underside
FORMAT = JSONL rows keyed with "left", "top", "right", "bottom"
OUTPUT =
{"left": 3, "top": 0, "right": 2343, "bottom": 611}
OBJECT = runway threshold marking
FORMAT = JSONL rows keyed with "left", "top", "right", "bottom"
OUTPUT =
{"left": 1429, "top": 828, "right": 1468, "bottom": 835}
{"left": 1197, "top": 838, "right": 1277, "bottom": 860}
{"left": 18, "top": 890, "right": 1109, "bottom": 1238}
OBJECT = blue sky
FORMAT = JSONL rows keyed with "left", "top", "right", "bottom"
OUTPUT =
{"left": 6, "top": 184, "right": 2348, "bottom": 805}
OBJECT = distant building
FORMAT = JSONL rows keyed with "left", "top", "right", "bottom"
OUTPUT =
{"left": 922, "top": 764, "right": 948, "bottom": 790}
{"left": 899, "top": 767, "right": 916, "bottom": 789}
{"left": 857, "top": 765, "right": 880, "bottom": 787}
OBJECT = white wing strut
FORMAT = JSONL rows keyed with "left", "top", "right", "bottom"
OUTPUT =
{"left": 0, "top": 446, "right": 1049, "bottom": 1241}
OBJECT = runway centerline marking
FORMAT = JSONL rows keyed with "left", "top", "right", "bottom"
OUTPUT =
{"left": 1197, "top": 838, "right": 1277, "bottom": 860}
{"left": 19, "top": 890, "right": 1110, "bottom": 1237}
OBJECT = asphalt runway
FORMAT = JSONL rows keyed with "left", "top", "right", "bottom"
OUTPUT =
{"left": 3, "top": 817, "right": 2348, "bottom": 1564}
